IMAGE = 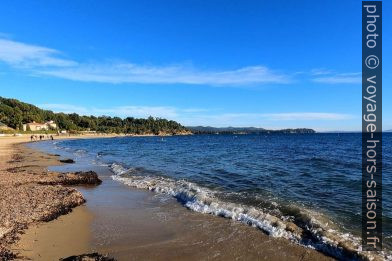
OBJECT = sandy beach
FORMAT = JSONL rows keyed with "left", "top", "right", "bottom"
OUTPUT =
{"left": 0, "top": 134, "right": 116, "bottom": 260}
{"left": 0, "top": 135, "right": 335, "bottom": 260}
{"left": 13, "top": 206, "right": 93, "bottom": 260}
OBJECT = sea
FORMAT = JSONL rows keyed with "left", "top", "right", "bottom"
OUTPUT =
{"left": 30, "top": 133, "right": 392, "bottom": 260}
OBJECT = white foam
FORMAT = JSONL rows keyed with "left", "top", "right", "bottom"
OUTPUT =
{"left": 110, "top": 163, "right": 391, "bottom": 260}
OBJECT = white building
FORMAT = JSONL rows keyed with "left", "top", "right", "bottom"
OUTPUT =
{"left": 22, "top": 121, "right": 57, "bottom": 131}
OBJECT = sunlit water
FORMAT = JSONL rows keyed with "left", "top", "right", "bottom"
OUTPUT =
{"left": 31, "top": 133, "right": 392, "bottom": 258}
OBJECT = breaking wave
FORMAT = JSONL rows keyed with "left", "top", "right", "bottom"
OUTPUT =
{"left": 110, "top": 163, "right": 390, "bottom": 261}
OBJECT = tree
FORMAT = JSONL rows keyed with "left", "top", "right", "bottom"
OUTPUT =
{"left": 0, "top": 96, "right": 189, "bottom": 134}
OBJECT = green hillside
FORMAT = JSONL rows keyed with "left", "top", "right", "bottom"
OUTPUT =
{"left": 0, "top": 97, "right": 189, "bottom": 135}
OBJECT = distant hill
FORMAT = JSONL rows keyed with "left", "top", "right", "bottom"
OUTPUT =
{"left": 321, "top": 130, "right": 360, "bottom": 133}
{"left": 187, "top": 126, "right": 315, "bottom": 134}
{"left": 323, "top": 130, "right": 391, "bottom": 133}
{"left": 0, "top": 97, "right": 189, "bottom": 135}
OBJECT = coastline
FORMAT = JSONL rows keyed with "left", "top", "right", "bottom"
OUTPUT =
{"left": 0, "top": 134, "right": 119, "bottom": 260}
{"left": 1, "top": 135, "right": 334, "bottom": 260}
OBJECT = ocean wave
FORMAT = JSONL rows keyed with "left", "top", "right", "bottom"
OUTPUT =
{"left": 110, "top": 163, "right": 390, "bottom": 260}
{"left": 73, "top": 149, "right": 87, "bottom": 156}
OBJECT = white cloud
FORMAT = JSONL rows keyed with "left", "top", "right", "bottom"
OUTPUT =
{"left": 0, "top": 38, "right": 76, "bottom": 68}
{"left": 259, "top": 112, "right": 353, "bottom": 121}
{"left": 0, "top": 37, "right": 362, "bottom": 87}
{"left": 0, "top": 37, "right": 290, "bottom": 86}
{"left": 39, "top": 104, "right": 92, "bottom": 115}
{"left": 39, "top": 64, "right": 291, "bottom": 85}
{"left": 311, "top": 68, "right": 334, "bottom": 76}
{"left": 313, "top": 72, "right": 361, "bottom": 84}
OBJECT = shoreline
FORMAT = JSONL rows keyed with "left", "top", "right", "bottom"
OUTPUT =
{"left": 2, "top": 136, "right": 333, "bottom": 260}
{"left": 1, "top": 135, "right": 336, "bottom": 260}
{"left": 0, "top": 134, "right": 119, "bottom": 260}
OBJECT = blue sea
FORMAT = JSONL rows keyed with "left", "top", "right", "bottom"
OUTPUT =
{"left": 31, "top": 133, "right": 392, "bottom": 259}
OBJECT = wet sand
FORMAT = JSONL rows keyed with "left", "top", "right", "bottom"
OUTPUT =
{"left": 79, "top": 174, "right": 335, "bottom": 261}
{"left": 13, "top": 206, "right": 93, "bottom": 261}
{"left": 2, "top": 136, "right": 336, "bottom": 260}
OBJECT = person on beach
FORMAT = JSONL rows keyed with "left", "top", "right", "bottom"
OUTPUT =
{"left": 50, "top": 135, "right": 54, "bottom": 140}
{"left": 30, "top": 135, "right": 34, "bottom": 142}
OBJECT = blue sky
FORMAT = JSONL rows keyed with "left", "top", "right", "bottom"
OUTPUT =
{"left": 0, "top": 0, "right": 390, "bottom": 131}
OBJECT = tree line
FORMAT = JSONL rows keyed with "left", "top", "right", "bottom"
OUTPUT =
{"left": 0, "top": 97, "right": 189, "bottom": 135}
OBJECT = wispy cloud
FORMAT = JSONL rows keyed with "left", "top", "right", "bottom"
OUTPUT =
{"left": 310, "top": 68, "right": 334, "bottom": 76}
{"left": 40, "top": 64, "right": 291, "bottom": 85}
{"left": 0, "top": 37, "right": 362, "bottom": 87}
{"left": 0, "top": 38, "right": 76, "bottom": 68}
{"left": 259, "top": 112, "right": 353, "bottom": 120}
{"left": 39, "top": 104, "right": 90, "bottom": 115}
{"left": 312, "top": 72, "right": 361, "bottom": 84}
{"left": 0, "top": 38, "right": 290, "bottom": 86}
{"left": 182, "top": 112, "right": 353, "bottom": 125}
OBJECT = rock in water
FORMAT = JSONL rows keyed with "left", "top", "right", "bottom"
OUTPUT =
{"left": 38, "top": 171, "right": 102, "bottom": 186}
{"left": 60, "top": 159, "right": 75, "bottom": 163}
{"left": 60, "top": 253, "right": 116, "bottom": 261}
{"left": 63, "top": 171, "right": 102, "bottom": 185}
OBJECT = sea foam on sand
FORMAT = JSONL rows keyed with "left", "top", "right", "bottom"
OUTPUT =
{"left": 110, "top": 163, "right": 391, "bottom": 261}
